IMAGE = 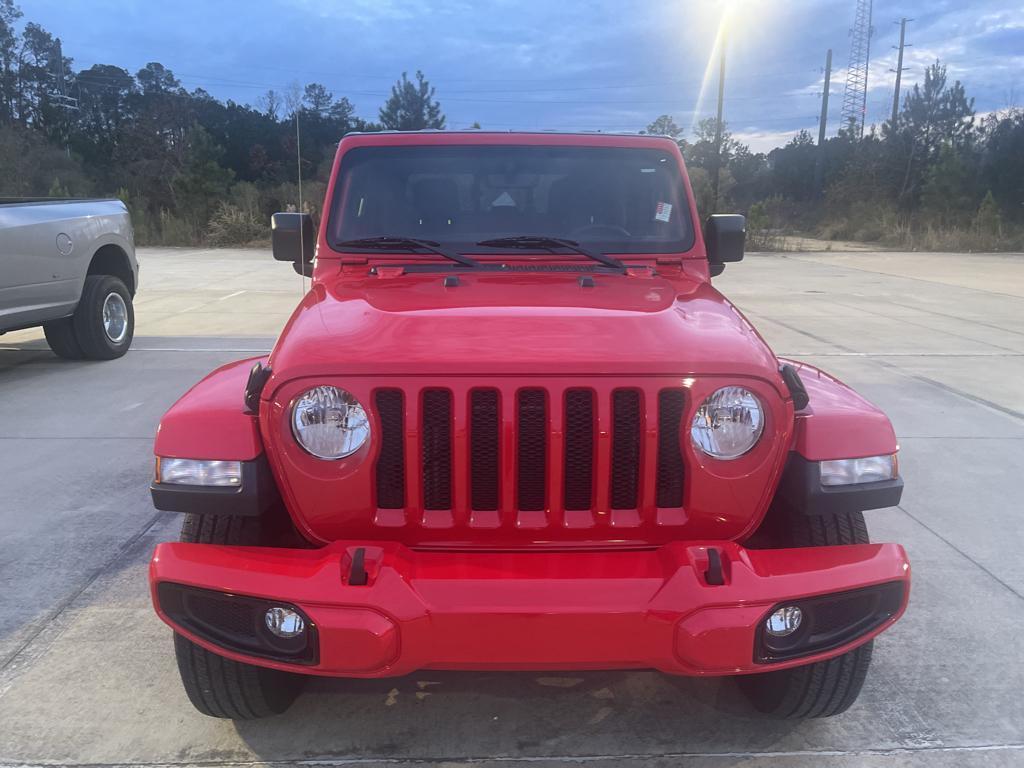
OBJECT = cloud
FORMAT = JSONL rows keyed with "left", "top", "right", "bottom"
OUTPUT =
{"left": 22, "top": 0, "right": 1023, "bottom": 150}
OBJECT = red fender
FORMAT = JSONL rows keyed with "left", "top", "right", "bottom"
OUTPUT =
{"left": 154, "top": 357, "right": 267, "bottom": 461}
{"left": 782, "top": 359, "right": 898, "bottom": 461}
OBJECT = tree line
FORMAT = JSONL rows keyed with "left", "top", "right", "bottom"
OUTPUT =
{"left": 648, "top": 62, "right": 1022, "bottom": 250}
{"left": 1, "top": 0, "right": 1021, "bottom": 250}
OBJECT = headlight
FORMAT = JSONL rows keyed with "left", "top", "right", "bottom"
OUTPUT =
{"left": 157, "top": 458, "right": 241, "bottom": 486}
{"left": 691, "top": 386, "right": 764, "bottom": 459}
{"left": 291, "top": 386, "right": 370, "bottom": 459}
{"left": 820, "top": 454, "right": 897, "bottom": 486}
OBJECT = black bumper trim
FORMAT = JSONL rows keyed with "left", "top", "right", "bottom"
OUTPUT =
{"left": 778, "top": 453, "right": 903, "bottom": 516}
{"left": 150, "top": 455, "right": 280, "bottom": 517}
{"left": 754, "top": 581, "right": 905, "bottom": 663}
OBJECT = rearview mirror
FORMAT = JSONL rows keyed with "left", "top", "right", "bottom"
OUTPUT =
{"left": 271, "top": 212, "right": 315, "bottom": 269}
{"left": 704, "top": 214, "right": 745, "bottom": 271}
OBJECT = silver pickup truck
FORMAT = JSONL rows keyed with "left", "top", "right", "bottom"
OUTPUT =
{"left": 0, "top": 198, "right": 138, "bottom": 360}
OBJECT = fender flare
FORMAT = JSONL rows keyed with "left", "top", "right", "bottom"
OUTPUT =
{"left": 781, "top": 359, "right": 898, "bottom": 461}
{"left": 154, "top": 356, "right": 267, "bottom": 461}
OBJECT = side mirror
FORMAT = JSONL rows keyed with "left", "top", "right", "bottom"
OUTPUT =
{"left": 271, "top": 212, "right": 315, "bottom": 270}
{"left": 704, "top": 214, "right": 745, "bottom": 272}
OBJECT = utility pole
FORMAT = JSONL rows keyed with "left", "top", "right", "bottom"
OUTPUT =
{"left": 890, "top": 18, "right": 912, "bottom": 125}
{"left": 815, "top": 49, "right": 833, "bottom": 192}
{"left": 818, "top": 49, "right": 833, "bottom": 146}
{"left": 49, "top": 38, "right": 79, "bottom": 158}
{"left": 710, "top": 32, "right": 726, "bottom": 213}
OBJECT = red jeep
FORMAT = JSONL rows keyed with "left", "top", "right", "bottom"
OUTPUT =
{"left": 149, "top": 132, "right": 909, "bottom": 720}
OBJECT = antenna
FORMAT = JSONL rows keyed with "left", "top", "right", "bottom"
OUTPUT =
{"left": 840, "top": 0, "right": 874, "bottom": 137}
{"left": 295, "top": 107, "right": 307, "bottom": 296}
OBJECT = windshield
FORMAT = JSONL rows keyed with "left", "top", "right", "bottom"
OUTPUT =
{"left": 328, "top": 144, "right": 694, "bottom": 255}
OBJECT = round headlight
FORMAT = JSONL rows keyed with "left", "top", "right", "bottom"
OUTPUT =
{"left": 691, "top": 386, "right": 764, "bottom": 459}
{"left": 291, "top": 386, "right": 369, "bottom": 459}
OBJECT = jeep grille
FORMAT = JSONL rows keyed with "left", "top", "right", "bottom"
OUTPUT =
{"left": 373, "top": 383, "right": 687, "bottom": 530}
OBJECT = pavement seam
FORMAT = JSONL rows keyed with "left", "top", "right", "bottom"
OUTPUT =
{"left": 896, "top": 504, "right": 1024, "bottom": 602}
{"left": 782, "top": 253, "right": 1024, "bottom": 301}
{"left": 870, "top": 358, "right": 1024, "bottom": 422}
{"left": 0, "top": 511, "right": 168, "bottom": 692}
{"left": 824, "top": 298, "right": 1022, "bottom": 354}
{"left": 2, "top": 742, "right": 1023, "bottom": 767}
{"left": 887, "top": 300, "right": 1024, "bottom": 339}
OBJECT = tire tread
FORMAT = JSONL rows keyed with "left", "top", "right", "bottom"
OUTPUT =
{"left": 739, "top": 509, "right": 875, "bottom": 719}
{"left": 172, "top": 512, "right": 303, "bottom": 719}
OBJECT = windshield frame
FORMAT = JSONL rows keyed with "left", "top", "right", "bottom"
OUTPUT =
{"left": 324, "top": 137, "right": 697, "bottom": 258}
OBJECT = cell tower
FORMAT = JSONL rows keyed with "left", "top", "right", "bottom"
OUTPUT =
{"left": 840, "top": 0, "right": 874, "bottom": 137}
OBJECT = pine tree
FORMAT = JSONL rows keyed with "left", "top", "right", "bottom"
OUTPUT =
{"left": 378, "top": 70, "right": 445, "bottom": 131}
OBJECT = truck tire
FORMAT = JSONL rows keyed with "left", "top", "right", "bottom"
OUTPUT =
{"left": 172, "top": 513, "right": 305, "bottom": 719}
{"left": 43, "top": 317, "right": 84, "bottom": 359}
{"left": 738, "top": 509, "right": 874, "bottom": 718}
{"left": 72, "top": 275, "right": 134, "bottom": 360}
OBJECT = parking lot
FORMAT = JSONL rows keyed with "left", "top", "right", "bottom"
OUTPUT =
{"left": 1, "top": 247, "right": 1023, "bottom": 767}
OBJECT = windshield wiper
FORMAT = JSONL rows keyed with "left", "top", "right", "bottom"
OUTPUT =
{"left": 475, "top": 236, "right": 626, "bottom": 271}
{"left": 336, "top": 236, "right": 481, "bottom": 268}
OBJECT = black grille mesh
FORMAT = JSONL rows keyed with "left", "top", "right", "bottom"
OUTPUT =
{"left": 186, "top": 593, "right": 257, "bottom": 640}
{"left": 421, "top": 389, "right": 452, "bottom": 510}
{"left": 470, "top": 389, "right": 500, "bottom": 511}
{"left": 656, "top": 389, "right": 685, "bottom": 508}
{"left": 610, "top": 389, "right": 641, "bottom": 509}
{"left": 517, "top": 389, "right": 547, "bottom": 511}
{"left": 563, "top": 389, "right": 594, "bottom": 510}
{"left": 374, "top": 389, "right": 406, "bottom": 509}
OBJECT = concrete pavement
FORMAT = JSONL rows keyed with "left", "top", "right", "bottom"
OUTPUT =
{"left": 1, "top": 247, "right": 1022, "bottom": 767}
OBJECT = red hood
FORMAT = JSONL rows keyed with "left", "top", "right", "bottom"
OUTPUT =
{"left": 266, "top": 270, "right": 783, "bottom": 390}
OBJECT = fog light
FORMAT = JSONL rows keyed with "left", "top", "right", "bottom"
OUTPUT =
{"left": 766, "top": 605, "right": 803, "bottom": 637}
{"left": 265, "top": 607, "right": 305, "bottom": 638}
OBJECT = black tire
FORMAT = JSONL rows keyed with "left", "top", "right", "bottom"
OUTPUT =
{"left": 71, "top": 275, "right": 134, "bottom": 360}
{"left": 172, "top": 513, "right": 305, "bottom": 719}
{"left": 43, "top": 317, "right": 84, "bottom": 359}
{"left": 738, "top": 508, "right": 874, "bottom": 718}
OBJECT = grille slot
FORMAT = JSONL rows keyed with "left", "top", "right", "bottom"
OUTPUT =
{"left": 517, "top": 389, "right": 547, "bottom": 511}
{"left": 421, "top": 389, "right": 452, "bottom": 510}
{"left": 470, "top": 389, "right": 500, "bottom": 511}
{"left": 610, "top": 389, "right": 641, "bottom": 509}
{"left": 563, "top": 389, "right": 594, "bottom": 510}
{"left": 374, "top": 389, "right": 406, "bottom": 509}
{"left": 656, "top": 389, "right": 686, "bottom": 508}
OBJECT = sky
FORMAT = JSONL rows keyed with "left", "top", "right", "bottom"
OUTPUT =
{"left": 20, "top": 0, "right": 1024, "bottom": 152}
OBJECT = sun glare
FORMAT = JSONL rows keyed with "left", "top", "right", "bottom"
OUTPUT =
{"left": 689, "top": 0, "right": 782, "bottom": 133}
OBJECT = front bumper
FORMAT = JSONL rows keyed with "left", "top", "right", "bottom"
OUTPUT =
{"left": 150, "top": 540, "right": 910, "bottom": 678}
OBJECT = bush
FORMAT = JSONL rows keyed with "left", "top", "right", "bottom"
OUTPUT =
{"left": 746, "top": 197, "right": 789, "bottom": 251}
{"left": 206, "top": 202, "right": 267, "bottom": 246}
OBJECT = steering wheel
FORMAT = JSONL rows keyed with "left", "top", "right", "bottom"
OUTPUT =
{"left": 569, "top": 223, "right": 632, "bottom": 239}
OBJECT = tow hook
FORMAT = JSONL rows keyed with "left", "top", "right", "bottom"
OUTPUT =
{"left": 347, "top": 547, "right": 369, "bottom": 586}
{"left": 705, "top": 547, "right": 725, "bottom": 586}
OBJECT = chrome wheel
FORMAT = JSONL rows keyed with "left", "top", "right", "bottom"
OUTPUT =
{"left": 102, "top": 292, "right": 128, "bottom": 344}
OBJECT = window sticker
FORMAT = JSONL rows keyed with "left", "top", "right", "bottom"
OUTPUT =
{"left": 654, "top": 201, "right": 673, "bottom": 222}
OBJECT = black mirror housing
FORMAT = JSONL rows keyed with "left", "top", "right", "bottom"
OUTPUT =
{"left": 705, "top": 214, "right": 745, "bottom": 265}
{"left": 272, "top": 212, "right": 315, "bottom": 264}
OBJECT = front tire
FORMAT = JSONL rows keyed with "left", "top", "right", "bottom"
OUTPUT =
{"left": 172, "top": 513, "right": 306, "bottom": 719}
{"left": 738, "top": 509, "right": 874, "bottom": 718}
